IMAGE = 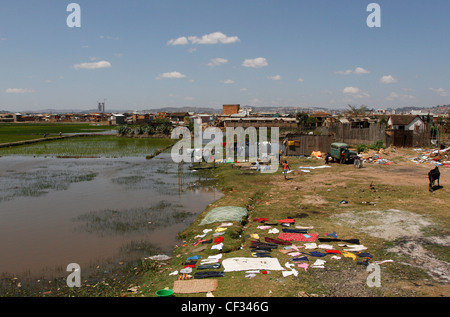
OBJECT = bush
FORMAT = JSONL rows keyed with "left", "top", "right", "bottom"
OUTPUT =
{"left": 356, "top": 140, "right": 385, "bottom": 153}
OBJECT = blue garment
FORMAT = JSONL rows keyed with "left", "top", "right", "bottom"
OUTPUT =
{"left": 303, "top": 251, "right": 327, "bottom": 257}
{"left": 327, "top": 231, "right": 338, "bottom": 238}
{"left": 292, "top": 256, "right": 309, "bottom": 261}
{"left": 187, "top": 255, "right": 201, "bottom": 260}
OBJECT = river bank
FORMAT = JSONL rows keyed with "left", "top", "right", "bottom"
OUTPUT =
{"left": 136, "top": 148, "right": 449, "bottom": 297}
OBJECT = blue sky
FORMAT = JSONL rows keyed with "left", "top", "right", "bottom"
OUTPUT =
{"left": 0, "top": 0, "right": 449, "bottom": 112}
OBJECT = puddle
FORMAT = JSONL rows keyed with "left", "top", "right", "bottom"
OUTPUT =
{"left": 0, "top": 153, "right": 222, "bottom": 280}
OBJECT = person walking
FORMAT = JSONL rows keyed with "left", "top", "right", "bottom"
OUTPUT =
{"left": 282, "top": 160, "right": 290, "bottom": 181}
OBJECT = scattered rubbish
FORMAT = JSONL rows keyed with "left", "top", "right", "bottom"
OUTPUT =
{"left": 339, "top": 200, "right": 348, "bottom": 204}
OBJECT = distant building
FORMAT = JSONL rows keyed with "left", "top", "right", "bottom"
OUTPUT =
{"left": 168, "top": 112, "right": 189, "bottom": 123}
{"left": 13, "top": 113, "right": 22, "bottom": 122}
{"left": 309, "top": 112, "right": 331, "bottom": 127}
{"left": 388, "top": 115, "right": 424, "bottom": 131}
{"left": 98, "top": 101, "right": 105, "bottom": 113}
{"left": 222, "top": 117, "right": 298, "bottom": 129}
{"left": 111, "top": 114, "right": 125, "bottom": 125}
{"left": 132, "top": 113, "right": 152, "bottom": 124}
{"left": 223, "top": 104, "right": 240, "bottom": 115}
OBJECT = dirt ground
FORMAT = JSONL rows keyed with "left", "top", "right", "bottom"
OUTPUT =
{"left": 268, "top": 148, "right": 450, "bottom": 296}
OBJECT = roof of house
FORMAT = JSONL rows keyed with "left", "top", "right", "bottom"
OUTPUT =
{"left": 310, "top": 112, "right": 331, "bottom": 117}
{"left": 389, "top": 115, "right": 420, "bottom": 125}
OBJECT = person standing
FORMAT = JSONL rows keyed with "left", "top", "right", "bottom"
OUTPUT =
{"left": 282, "top": 160, "right": 290, "bottom": 181}
{"left": 358, "top": 153, "right": 364, "bottom": 168}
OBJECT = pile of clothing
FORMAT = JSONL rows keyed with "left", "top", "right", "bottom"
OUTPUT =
{"left": 169, "top": 223, "right": 232, "bottom": 280}
{"left": 408, "top": 147, "right": 450, "bottom": 167}
{"left": 249, "top": 216, "right": 390, "bottom": 273}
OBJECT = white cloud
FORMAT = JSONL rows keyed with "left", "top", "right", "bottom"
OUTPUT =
{"left": 297, "top": 78, "right": 304, "bottom": 82}
{"left": 242, "top": 57, "right": 268, "bottom": 68}
{"left": 354, "top": 67, "right": 370, "bottom": 75}
{"left": 268, "top": 75, "right": 281, "bottom": 81}
{"left": 0, "top": 37, "right": 7, "bottom": 41}
{"left": 73, "top": 60, "right": 112, "bottom": 70}
{"left": 380, "top": 75, "right": 398, "bottom": 84}
{"left": 156, "top": 71, "right": 187, "bottom": 79}
{"left": 343, "top": 86, "right": 370, "bottom": 98}
{"left": 386, "top": 92, "right": 415, "bottom": 101}
{"left": 208, "top": 58, "right": 228, "bottom": 67}
{"left": 168, "top": 32, "right": 240, "bottom": 46}
{"left": 6, "top": 88, "right": 35, "bottom": 94}
{"left": 222, "top": 79, "right": 234, "bottom": 84}
{"left": 240, "top": 88, "right": 248, "bottom": 91}
{"left": 184, "top": 96, "right": 194, "bottom": 101}
{"left": 189, "top": 32, "right": 240, "bottom": 44}
{"left": 167, "top": 36, "right": 188, "bottom": 46}
{"left": 335, "top": 67, "right": 370, "bottom": 75}
{"left": 429, "top": 87, "right": 448, "bottom": 97}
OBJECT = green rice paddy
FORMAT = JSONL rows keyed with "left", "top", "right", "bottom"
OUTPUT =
{"left": 0, "top": 123, "right": 116, "bottom": 144}
{"left": 0, "top": 136, "right": 176, "bottom": 157}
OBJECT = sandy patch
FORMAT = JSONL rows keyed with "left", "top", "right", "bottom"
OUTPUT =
{"left": 333, "top": 209, "right": 450, "bottom": 283}
{"left": 387, "top": 237, "right": 450, "bottom": 283}
{"left": 332, "top": 209, "right": 432, "bottom": 240}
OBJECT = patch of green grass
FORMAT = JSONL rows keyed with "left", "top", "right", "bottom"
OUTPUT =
{"left": 0, "top": 135, "right": 176, "bottom": 157}
{"left": 0, "top": 123, "right": 116, "bottom": 143}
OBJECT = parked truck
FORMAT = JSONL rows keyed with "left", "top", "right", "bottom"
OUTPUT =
{"left": 330, "top": 142, "right": 356, "bottom": 163}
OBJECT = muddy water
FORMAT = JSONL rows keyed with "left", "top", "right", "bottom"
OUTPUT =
{"left": 0, "top": 152, "right": 222, "bottom": 279}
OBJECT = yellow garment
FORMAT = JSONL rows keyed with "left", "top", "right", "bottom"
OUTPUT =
{"left": 250, "top": 233, "right": 260, "bottom": 240}
{"left": 342, "top": 252, "right": 356, "bottom": 261}
{"left": 215, "top": 227, "right": 227, "bottom": 233}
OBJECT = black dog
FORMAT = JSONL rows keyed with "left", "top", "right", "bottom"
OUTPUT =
{"left": 428, "top": 166, "right": 440, "bottom": 191}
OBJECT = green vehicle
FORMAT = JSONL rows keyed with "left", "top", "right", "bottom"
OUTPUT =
{"left": 330, "top": 142, "right": 356, "bottom": 163}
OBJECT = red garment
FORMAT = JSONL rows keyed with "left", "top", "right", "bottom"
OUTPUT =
{"left": 325, "top": 250, "right": 341, "bottom": 254}
{"left": 278, "top": 219, "right": 295, "bottom": 223}
{"left": 277, "top": 233, "right": 318, "bottom": 242}
{"left": 253, "top": 218, "right": 269, "bottom": 222}
{"left": 264, "top": 237, "right": 292, "bottom": 245}
{"left": 282, "top": 163, "right": 289, "bottom": 170}
{"left": 214, "top": 236, "right": 224, "bottom": 244}
{"left": 183, "top": 264, "right": 196, "bottom": 268}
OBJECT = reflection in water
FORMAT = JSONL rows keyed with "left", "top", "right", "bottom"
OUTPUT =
{"left": 0, "top": 153, "right": 222, "bottom": 279}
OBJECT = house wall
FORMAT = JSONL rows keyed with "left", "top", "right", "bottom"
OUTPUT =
{"left": 222, "top": 104, "right": 240, "bottom": 115}
{"left": 324, "top": 123, "right": 387, "bottom": 145}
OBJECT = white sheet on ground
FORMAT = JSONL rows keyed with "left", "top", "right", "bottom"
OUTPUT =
{"left": 222, "top": 257, "right": 285, "bottom": 272}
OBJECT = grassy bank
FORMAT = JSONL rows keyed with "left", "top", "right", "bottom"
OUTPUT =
{"left": 0, "top": 122, "right": 116, "bottom": 144}
{"left": 136, "top": 150, "right": 449, "bottom": 297}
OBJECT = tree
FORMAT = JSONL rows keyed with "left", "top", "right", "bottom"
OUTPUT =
{"left": 345, "top": 104, "right": 369, "bottom": 117}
